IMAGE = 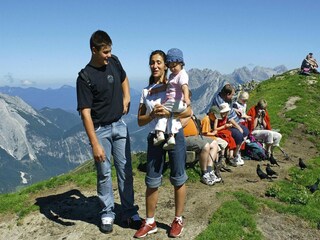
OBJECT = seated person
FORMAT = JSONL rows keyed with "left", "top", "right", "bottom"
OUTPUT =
{"left": 210, "top": 84, "right": 249, "bottom": 165}
{"left": 301, "top": 52, "right": 319, "bottom": 75}
{"left": 233, "top": 91, "right": 252, "bottom": 127}
{"left": 308, "top": 53, "right": 319, "bottom": 73}
{"left": 181, "top": 112, "right": 223, "bottom": 186}
{"left": 247, "top": 99, "right": 282, "bottom": 162}
{"left": 201, "top": 106, "right": 236, "bottom": 167}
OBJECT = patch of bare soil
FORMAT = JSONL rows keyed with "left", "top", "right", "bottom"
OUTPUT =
{"left": 0, "top": 128, "right": 319, "bottom": 239}
{"left": 257, "top": 207, "right": 319, "bottom": 240}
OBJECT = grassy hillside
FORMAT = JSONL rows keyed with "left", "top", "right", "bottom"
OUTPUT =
{"left": 0, "top": 70, "right": 319, "bottom": 239}
{"left": 247, "top": 69, "right": 320, "bottom": 150}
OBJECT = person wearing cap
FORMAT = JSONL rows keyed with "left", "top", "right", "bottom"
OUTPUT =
{"left": 233, "top": 91, "right": 252, "bottom": 128}
{"left": 180, "top": 91, "right": 223, "bottom": 186}
{"left": 212, "top": 104, "right": 239, "bottom": 166}
{"left": 135, "top": 50, "right": 189, "bottom": 238}
{"left": 151, "top": 48, "right": 191, "bottom": 151}
{"left": 210, "top": 84, "right": 249, "bottom": 166}
{"left": 180, "top": 112, "right": 222, "bottom": 186}
{"left": 201, "top": 105, "right": 233, "bottom": 168}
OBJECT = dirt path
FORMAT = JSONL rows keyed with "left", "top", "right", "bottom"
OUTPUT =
{"left": 0, "top": 126, "right": 319, "bottom": 240}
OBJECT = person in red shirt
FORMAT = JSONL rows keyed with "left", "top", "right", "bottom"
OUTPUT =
{"left": 247, "top": 99, "right": 282, "bottom": 161}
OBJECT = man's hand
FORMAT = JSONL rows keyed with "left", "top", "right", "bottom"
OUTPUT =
{"left": 92, "top": 143, "right": 106, "bottom": 162}
{"left": 123, "top": 100, "right": 130, "bottom": 114}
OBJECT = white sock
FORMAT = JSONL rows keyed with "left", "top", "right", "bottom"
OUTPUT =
{"left": 175, "top": 216, "right": 183, "bottom": 221}
{"left": 146, "top": 217, "right": 155, "bottom": 224}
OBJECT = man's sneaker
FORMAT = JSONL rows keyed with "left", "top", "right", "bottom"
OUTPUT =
{"left": 209, "top": 171, "right": 222, "bottom": 183}
{"left": 201, "top": 173, "right": 215, "bottom": 186}
{"left": 226, "top": 158, "right": 238, "bottom": 167}
{"left": 127, "top": 214, "right": 142, "bottom": 230}
{"left": 162, "top": 136, "right": 176, "bottom": 150}
{"left": 100, "top": 217, "right": 114, "bottom": 233}
{"left": 134, "top": 220, "right": 157, "bottom": 238}
{"left": 236, "top": 154, "right": 244, "bottom": 166}
{"left": 153, "top": 132, "right": 165, "bottom": 146}
{"left": 169, "top": 217, "right": 184, "bottom": 238}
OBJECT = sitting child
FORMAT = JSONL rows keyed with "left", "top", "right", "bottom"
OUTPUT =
{"left": 201, "top": 105, "right": 235, "bottom": 166}
{"left": 233, "top": 91, "right": 252, "bottom": 127}
{"left": 213, "top": 103, "right": 242, "bottom": 166}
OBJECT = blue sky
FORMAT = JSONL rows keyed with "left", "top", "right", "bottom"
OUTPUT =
{"left": 1, "top": 0, "right": 319, "bottom": 90}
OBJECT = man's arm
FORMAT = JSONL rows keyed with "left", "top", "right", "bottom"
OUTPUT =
{"left": 80, "top": 108, "right": 105, "bottom": 162}
{"left": 122, "top": 76, "right": 131, "bottom": 114}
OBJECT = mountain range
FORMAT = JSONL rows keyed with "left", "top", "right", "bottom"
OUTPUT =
{"left": 0, "top": 65, "right": 287, "bottom": 193}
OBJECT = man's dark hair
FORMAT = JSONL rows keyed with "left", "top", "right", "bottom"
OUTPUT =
{"left": 90, "top": 30, "right": 112, "bottom": 51}
{"left": 220, "top": 84, "right": 234, "bottom": 96}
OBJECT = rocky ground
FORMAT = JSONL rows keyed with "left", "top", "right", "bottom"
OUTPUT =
{"left": 1, "top": 95, "right": 319, "bottom": 240}
{"left": 0, "top": 124, "right": 319, "bottom": 240}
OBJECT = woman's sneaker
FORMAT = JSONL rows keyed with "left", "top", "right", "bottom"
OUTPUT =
{"left": 169, "top": 217, "right": 184, "bottom": 238}
{"left": 201, "top": 173, "right": 215, "bottom": 186}
{"left": 134, "top": 220, "right": 157, "bottom": 238}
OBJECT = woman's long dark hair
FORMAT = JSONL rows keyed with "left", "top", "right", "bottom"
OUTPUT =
{"left": 148, "top": 50, "right": 168, "bottom": 86}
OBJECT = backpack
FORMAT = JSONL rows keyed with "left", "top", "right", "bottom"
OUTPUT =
{"left": 244, "top": 135, "right": 268, "bottom": 161}
{"left": 191, "top": 114, "right": 202, "bottom": 135}
{"left": 78, "top": 55, "right": 122, "bottom": 90}
{"left": 77, "top": 55, "right": 130, "bottom": 113}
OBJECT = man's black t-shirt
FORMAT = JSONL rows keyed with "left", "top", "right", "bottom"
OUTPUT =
{"left": 76, "top": 55, "right": 126, "bottom": 126}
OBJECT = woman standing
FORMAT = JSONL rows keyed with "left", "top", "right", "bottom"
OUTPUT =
{"left": 134, "top": 50, "right": 189, "bottom": 238}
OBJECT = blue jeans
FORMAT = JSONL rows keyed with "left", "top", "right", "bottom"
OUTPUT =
{"left": 230, "top": 124, "right": 249, "bottom": 145}
{"left": 145, "top": 128, "right": 188, "bottom": 188}
{"left": 95, "top": 118, "right": 137, "bottom": 221}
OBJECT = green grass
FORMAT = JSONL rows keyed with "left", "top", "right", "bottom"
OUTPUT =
{"left": 1, "top": 70, "right": 320, "bottom": 238}
{"left": 195, "top": 71, "right": 320, "bottom": 239}
{"left": 196, "top": 192, "right": 262, "bottom": 240}
{"left": 0, "top": 162, "right": 97, "bottom": 217}
{"left": 265, "top": 157, "right": 320, "bottom": 226}
{"left": 247, "top": 71, "right": 320, "bottom": 150}
{"left": 0, "top": 152, "right": 156, "bottom": 218}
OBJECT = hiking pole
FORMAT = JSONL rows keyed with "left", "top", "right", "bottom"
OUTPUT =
{"left": 278, "top": 146, "right": 290, "bottom": 160}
